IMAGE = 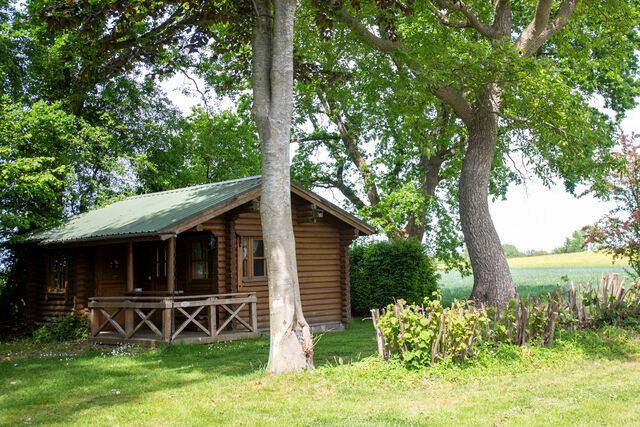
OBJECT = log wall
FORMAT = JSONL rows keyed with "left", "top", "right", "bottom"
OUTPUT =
{"left": 25, "top": 247, "right": 94, "bottom": 325}
{"left": 199, "top": 195, "right": 354, "bottom": 330}
{"left": 25, "top": 195, "right": 359, "bottom": 331}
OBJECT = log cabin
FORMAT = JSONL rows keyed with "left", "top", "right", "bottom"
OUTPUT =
{"left": 21, "top": 176, "right": 374, "bottom": 344}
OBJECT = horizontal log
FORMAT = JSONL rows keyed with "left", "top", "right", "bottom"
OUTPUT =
{"left": 299, "top": 298, "right": 342, "bottom": 306}
{"left": 296, "top": 270, "right": 340, "bottom": 278}
{"left": 297, "top": 259, "right": 341, "bottom": 266}
{"left": 298, "top": 281, "right": 341, "bottom": 289}
{"left": 295, "top": 243, "right": 341, "bottom": 250}
{"left": 299, "top": 277, "right": 341, "bottom": 284}
{"left": 295, "top": 249, "right": 341, "bottom": 255}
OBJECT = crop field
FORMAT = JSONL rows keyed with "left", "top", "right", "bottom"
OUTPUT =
{"left": 439, "top": 252, "right": 631, "bottom": 305}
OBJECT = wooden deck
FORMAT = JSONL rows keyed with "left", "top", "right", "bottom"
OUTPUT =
{"left": 88, "top": 293, "right": 259, "bottom": 345}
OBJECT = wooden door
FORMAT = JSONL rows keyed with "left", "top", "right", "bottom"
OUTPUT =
{"left": 95, "top": 244, "right": 128, "bottom": 328}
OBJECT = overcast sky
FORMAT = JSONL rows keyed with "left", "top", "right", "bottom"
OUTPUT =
{"left": 163, "top": 74, "right": 639, "bottom": 252}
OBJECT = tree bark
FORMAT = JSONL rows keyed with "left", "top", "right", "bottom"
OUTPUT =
{"left": 460, "top": 99, "right": 515, "bottom": 306}
{"left": 251, "top": 0, "right": 314, "bottom": 374}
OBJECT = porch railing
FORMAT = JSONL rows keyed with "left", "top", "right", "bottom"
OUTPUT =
{"left": 88, "top": 293, "right": 259, "bottom": 344}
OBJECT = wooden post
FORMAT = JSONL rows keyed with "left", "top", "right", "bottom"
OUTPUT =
{"left": 90, "top": 305, "right": 98, "bottom": 338}
{"left": 209, "top": 298, "right": 217, "bottom": 337}
{"left": 167, "top": 236, "right": 176, "bottom": 293}
{"left": 250, "top": 296, "right": 258, "bottom": 333}
{"left": 125, "top": 241, "right": 134, "bottom": 338}
{"left": 163, "top": 298, "right": 172, "bottom": 342}
{"left": 370, "top": 309, "right": 387, "bottom": 360}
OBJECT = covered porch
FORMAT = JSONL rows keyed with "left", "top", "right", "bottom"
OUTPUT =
{"left": 89, "top": 230, "right": 258, "bottom": 344}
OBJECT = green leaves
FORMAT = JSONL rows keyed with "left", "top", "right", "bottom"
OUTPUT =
{"left": 350, "top": 239, "right": 440, "bottom": 316}
{"left": 377, "top": 297, "right": 489, "bottom": 367}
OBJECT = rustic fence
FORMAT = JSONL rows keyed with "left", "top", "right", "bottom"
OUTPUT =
{"left": 371, "top": 273, "right": 640, "bottom": 362}
{"left": 88, "top": 292, "right": 259, "bottom": 345}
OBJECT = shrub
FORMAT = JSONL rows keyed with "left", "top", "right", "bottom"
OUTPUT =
{"left": 33, "top": 315, "right": 89, "bottom": 343}
{"left": 377, "top": 298, "right": 489, "bottom": 367}
{"left": 582, "top": 280, "right": 640, "bottom": 328}
{"left": 350, "top": 239, "right": 439, "bottom": 316}
{"left": 375, "top": 293, "right": 568, "bottom": 368}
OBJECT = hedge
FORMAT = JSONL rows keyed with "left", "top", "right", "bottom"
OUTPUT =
{"left": 350, "top": 239, "right": 439, "bottom": 316}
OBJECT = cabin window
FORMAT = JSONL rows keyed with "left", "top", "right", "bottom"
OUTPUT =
{"left": 156, "top": 246, "right": 167, "bottom": 278}
{"left": 191, "top": 240, "right": 213, "bottom": 280}
{"left": 241, "top": 238, "right": 267, "bottom": 281}
{"left": 48, "top": 252, "right": 68, "bottom": 293}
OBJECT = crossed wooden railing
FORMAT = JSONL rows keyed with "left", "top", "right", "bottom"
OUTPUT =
{"left": 88, "top": 293, "right": 258, "bottom": 344}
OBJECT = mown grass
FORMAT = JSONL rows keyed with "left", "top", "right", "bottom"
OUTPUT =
{"left": 2, "top": 320, "right": 640, "bottom": 426}
{"left": 439, "top": 252, "right": 632, "bottom": 306}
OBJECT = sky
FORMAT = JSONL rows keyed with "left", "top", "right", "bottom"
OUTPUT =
{"left": 162, "top": 73, "right": 640, "bottom": 253}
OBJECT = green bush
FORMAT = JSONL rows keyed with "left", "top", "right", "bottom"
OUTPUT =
{"left": 350, "top": 239, "right": 439, "bottom": 316}
{"left": 378, "top": 298, "right": 490, "bottom": 367}
{"left": 377, "top": 293, "right": 568, "bottom": 368}
{"left": 33, "top": 315, "right": 89, "bottom": 343}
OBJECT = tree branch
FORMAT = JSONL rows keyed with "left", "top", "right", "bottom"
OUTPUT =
{"left": 318, "top": 91, "right": 381, "bottom": 205}
{"left": 434, "top": 85, "right": 473, "bottom": 126}
{"left": 181, "top": 70, "right": 210, "bottom": 114}
{"left": 291, "top": 134, "right": 341, "bottom": 143}
{"left": 433, "top": 0, "right": 502, "bottom": 39}
{"left": 492, "top": 0, "right": 513, "bottom": 36}
{"left": 110, "top": 6, "right": 185, "bottom": 51}
{"left": 330, "top": 1, "right": 403, "bottom": 53}
{"left": 516, "top": 0, "right": 580, "bottom": 57}
{"left": 428, "top": 1, "right": 470, "bottom": 29}
{"left": 332, "top": 166, "right": 368, "bottom": 210}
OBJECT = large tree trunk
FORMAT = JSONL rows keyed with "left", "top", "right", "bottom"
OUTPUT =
{"left": 251, "top": 0, "right": 314, "bottom": 374}
{"left": 459, "top": 107, "right": 516, "bottom": 306}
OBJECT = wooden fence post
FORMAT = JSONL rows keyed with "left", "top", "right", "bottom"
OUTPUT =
{"left": 371, "top": 309, "right": 388, "bottom": 360}
{"left": 209, "top": 298, "right": 217, "bottom": 338}
{"left": 163, "top": 299, "right": 172, "bottom": 343}
{"left": 250, "top": 297, "right": 258, "bottom": 334}
{"left": 90, "top": 305, "right": 98, "bottom": 338}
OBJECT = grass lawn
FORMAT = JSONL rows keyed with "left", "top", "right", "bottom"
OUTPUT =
{"left": 440, "top": 252, "right": 632, "bottom": 306}
{"left": 2, "top": 320, "right": 640, "bottom": 426}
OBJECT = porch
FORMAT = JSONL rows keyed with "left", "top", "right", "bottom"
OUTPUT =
{"left": 88, "top": 292, "right": 259, "bottom": 345}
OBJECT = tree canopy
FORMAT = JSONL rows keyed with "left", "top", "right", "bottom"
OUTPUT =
{"left": 1, "top": 0, "right": 639, "bottom": 307}
{"left": 307, "top": 0, "right": 640, "bottom": 304}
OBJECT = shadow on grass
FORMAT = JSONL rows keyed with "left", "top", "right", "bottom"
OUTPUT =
{"left": 554, "top": 327, "right": 640, "bottom": 362}
{"left": 0, "top": 319, "right": 379, "bottom": 424}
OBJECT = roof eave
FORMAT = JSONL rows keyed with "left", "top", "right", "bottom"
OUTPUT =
{"left": 290, "top": 183, "right": 376, "bottom": 235}
{"left": 34, "top": 231, "right": 174, "bottom": 247}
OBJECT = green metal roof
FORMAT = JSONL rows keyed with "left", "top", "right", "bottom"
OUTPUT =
{"left": 27, "top": 176, "right": 374, "bottom": 245}
{"left": 28, "top": 176, "right": 262, "bottom": 245}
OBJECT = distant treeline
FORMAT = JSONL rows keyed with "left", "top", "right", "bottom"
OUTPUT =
{"left": 501, "top": 230, "right": 591, "bottom": 258}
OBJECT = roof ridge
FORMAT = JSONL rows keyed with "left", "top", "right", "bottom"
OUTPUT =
{"left": 124, "top": 175, "right": 262, "bottom": 201}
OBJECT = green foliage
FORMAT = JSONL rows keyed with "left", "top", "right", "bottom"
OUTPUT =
{"left": 501, "top": 244, "right": 522, "bottom": 258}
{"left": 2, "top": 319, "right": 640, "bottom": 424}
{"left": 378, "top": 298, "right": 489, "bottom": 367}
{"left": 585, "top": 134, "right": 640, "bottom": 277}
{"left": 350, "top": 239, "right": 439, "bottom": 316}
{"left": 377, "top": 293, "right": 570, "bottom": 368}
{"left": 583, "top": 284, "right": 640, "bottom": 329}
{"left": 32, "top": 315, "right": 88, "bottom": 343}
{"left": 554, "top": 230, "right": 588, "bottom": 254}
{"left": 0, "top": 98, "right": 135, "bottom": 240}
{"left": 134, "top": 108, "right": 260, "bottom": 192}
